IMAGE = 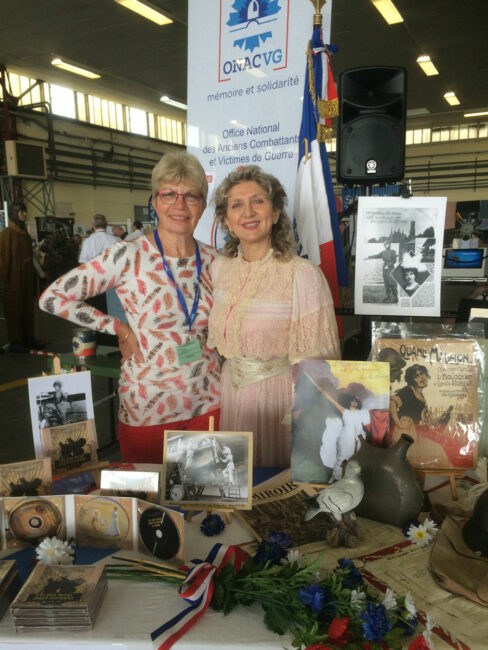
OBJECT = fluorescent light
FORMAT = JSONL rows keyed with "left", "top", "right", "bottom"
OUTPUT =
{"left": 51, "top": 58, "right": 100, "bottom": 79}
{"left": 160, "top": 95, "right": 187, "bottom": 110}
{"left": 464, "top": 110, "right": 488, "bottom": 118}
{"left": 416, "top": 55, "right": 439, "bottom": 76}
{"left": 370, "top": 0, "right": 403, "bottom": 24}
{"left": 114, "top": 0, "right": 172, "bottom": 25}
{"left": 444, "top": 91, "right": 460, "bottom": 106}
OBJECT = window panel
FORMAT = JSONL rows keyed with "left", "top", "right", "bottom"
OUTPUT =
{"left": 128, "top": 107, "right": 147, "bottom": 136}
{"left": 50, "top": 84, "right": 76, "bottom": 119}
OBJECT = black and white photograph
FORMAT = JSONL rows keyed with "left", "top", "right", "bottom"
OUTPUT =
{"left": 28, "top": 371, "right": 95, "bottom": 457}
{"left": 355, "top": 196, "right": 447, "bottom": 317}
{"left": 161, "top": 430, "right": 253, "bottom": 510}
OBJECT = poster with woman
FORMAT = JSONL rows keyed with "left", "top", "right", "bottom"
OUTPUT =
{"left": 355, "top": 196, "right": 447, "bottom": 317}
{"left": 373, "top": 337, "right": 480, "bottom": 469}
{"left": 290, "top": 360, "right": 390, "bottom": 484}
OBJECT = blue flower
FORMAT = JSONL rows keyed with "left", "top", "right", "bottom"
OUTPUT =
{"left": 200, "top": 514, "right": 225, "bottom": 537}
{"left": 335, "top": 558, "right": 364, "bottom": 588}
{"left": 402, "top": 519, "right": 421, "bottom": 537}
{"left": 254, "top": 531, "right": 291, "bottom": 566}
{"left": 360, "top": 601, "right": 392, "bottom": 642}
{"left": 299, "top": 584, "right": 325, "bottom": 614}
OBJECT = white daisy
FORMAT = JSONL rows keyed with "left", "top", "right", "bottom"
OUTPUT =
{"left": 36, "top": 537, "right": 75, "bottom": 566}
{"left": 350, "top": 588, "right": 366, "bottom": 605}
{"left": 422, "top": 518, "right": 439, "bottom": 538}
{"left": 404, "top": 592, "right": 417, "bottom": 618}
{"left": 382, "top": 588, "right": 397, "bottom": 610}
{"left": 407, "top": 523, "right": 433, "bottom": 547}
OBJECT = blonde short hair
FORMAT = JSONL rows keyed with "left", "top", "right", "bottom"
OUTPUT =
{"left": 151, "top": 151, "right": 208, "bottom": 204}
{"left": 213, "top": 165, "right": 294, "bottom": 259}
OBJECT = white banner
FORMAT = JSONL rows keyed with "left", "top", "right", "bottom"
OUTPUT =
{"left": 188, "top": 0, "right": 332, "bottom": 247}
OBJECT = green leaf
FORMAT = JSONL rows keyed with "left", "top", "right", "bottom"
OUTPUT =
{"left": 262, "top": 605, "right": 290, "bottom": 635}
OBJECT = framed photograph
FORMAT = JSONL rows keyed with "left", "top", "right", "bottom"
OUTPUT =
{"left": 161, "top": 430, "right": 253, "bottom": 510}
{"left": 291, "top": 360, "right": 390, "bottom": 484}
{"left": 0, "top": 458, "right": 52, "bottom": 497}
{"left": 374, "top": 337, "right": 480, "bottom": 469}
{"left": 28, "top": 371, "right": 95, "bottom": 458}
{"left": 101, "top": 470, "right": 161, "bottom": 504}
{"left": 354, "top": 196, "right": 447, "bottom": 317}
{"left": 41, "top": 420, "right": 98, "bottom": 473}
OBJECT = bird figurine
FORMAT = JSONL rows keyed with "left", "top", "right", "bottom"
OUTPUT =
{"left": 304, "top": 460, "right": 364, "bottom": 547}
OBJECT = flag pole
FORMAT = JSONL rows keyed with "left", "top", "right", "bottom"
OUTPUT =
{"left": 311, "top": 0, "right": 326, "bottom": 27}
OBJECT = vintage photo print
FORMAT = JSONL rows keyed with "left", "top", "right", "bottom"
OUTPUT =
{"left": 355, "top": 196, "right": 447, "bottom": 317}
{"left": 101, "top": 470, "right": 161, "bottom": 504}
{"left": 291, "top": 360, "right": 390, "bottom": 484}
{"left": 0, "top": 458, "right": 52, "bottom": 497}
{"left": 28, "top": 371, "right": 95, "bottom": 457}
{"left": 161, "top": 430, "right": 253, "bottom": 510}
{"left": 41, "top": 420, "right": 97, "bottom": 473}
{"left": 374, "top": 337, "right": 480, "bottom": 469}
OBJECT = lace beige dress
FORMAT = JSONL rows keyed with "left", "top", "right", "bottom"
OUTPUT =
{"left": 208, "top": 250, "right": 340, "bottom": 467}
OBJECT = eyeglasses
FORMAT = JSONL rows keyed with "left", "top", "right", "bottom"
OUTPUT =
{"left": 156, "top": 190, "right": 203, "bottom": 205}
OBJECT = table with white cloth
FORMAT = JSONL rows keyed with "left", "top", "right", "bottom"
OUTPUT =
{"left": 0, "top": 474, "right": 486, "bottom": 649}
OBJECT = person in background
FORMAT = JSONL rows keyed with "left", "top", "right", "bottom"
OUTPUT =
{"left": 40, "top": 230, "right": 79, "bottom": 283}
{"left": 125, "top": 220, "right": 144, "bottom": 241}
{"left": 0, "top": 201, "right": 42, "bottom": 353}
{"left": 208, "top": 165, "right": 340, "bottom": 467}
{"left": 112, "top": 225, "right": 127, "bottom": 239}
{"left": 40, "top": 152, "right": 221, "bottom": 463}
{"left": 79, "top": 214, "right": 117, "bottom": 263}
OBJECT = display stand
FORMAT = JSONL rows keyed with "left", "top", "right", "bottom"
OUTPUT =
{"left": 415, "top": 468, "right": 466, "bottom": 500}
{"left": 185, "top": 417, "right": 234, "bottom": 524}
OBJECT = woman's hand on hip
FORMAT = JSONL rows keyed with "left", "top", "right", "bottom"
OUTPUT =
{"left": 117, "top": 324, "right": 144, "bottom": 363}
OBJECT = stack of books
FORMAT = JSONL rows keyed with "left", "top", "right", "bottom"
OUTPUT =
{"left": 10, "top": 564, "right": 106, "bottom": 632}
{"left": 0, "top": 560, "right": 21, "bottom": 620}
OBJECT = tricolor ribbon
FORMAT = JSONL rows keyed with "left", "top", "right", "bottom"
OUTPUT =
{"left": 151, "top": 543, "right": 248, "bottom": 649}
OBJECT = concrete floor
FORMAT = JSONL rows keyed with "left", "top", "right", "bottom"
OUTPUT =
{"left": 0, "top": 300, "right": 121, "bottom": 466}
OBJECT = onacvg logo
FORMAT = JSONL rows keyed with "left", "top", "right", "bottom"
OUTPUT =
{"left": 227, "top": 0, "right": 281, "bottom": 53}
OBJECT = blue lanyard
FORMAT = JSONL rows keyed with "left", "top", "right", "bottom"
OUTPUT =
{"left": 153, "top": 231, "right": 202, "bottom": 333}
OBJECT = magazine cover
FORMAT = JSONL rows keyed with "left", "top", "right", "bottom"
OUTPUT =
{"left": 101, "top": 470, "right": 160, "bottom": 504}
{"left": 74, "top": 495, "right": 133, "bottom": 550}
{"left": 28, "top": 371, "right": 95, "bottom": 457}
{"left": 374, "top": 337, "right": 480, "bottom": 469}
{"left": 0, "top": 458, "right": 52, "bottom": 497}
{"left": 41, "top": 420, "right": 97, "bottom": 473}
{"left": 355, "top": 196, "right": 447, "bottom": 317}
{"left": 3, "top": 496, "right": 66, "bottom": 549}
{"left": 161, "top": 430, "right": 253, "bottom": 510}
{"left": 291, "top": 360, "right": 390, "bottom": 484}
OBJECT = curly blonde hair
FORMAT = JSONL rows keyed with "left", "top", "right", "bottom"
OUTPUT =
{"left": 213, "top": 166, "right": 295, "bottom": 259}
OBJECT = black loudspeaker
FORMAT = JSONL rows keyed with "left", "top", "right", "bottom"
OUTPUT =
{"left": 336, "top": 66, "right": 407, "bottom": 184}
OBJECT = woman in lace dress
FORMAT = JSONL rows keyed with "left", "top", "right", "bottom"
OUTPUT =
{"left": 208, "top": 166, "right": 340, "bottom": 467}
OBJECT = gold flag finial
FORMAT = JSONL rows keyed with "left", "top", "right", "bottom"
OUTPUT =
{"left": 310, "top": 0, "right": 326, "bottom": 28}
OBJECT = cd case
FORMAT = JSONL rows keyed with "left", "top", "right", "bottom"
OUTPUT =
{"left": 100, "top": 469, "right": 161, "bottom": 504}
{"left": 0, "top": 494, "right": 184, "bottom": 564}
{"left": 41, "top": 419, "right": 98, "bottom": 473}
{"left": 0, "top": 458, "right": 53, "bottom": 498}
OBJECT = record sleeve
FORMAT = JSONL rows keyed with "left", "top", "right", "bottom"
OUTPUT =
{"left": 373, "top": 337, "right": 480, "bottom": 469}
{"left": 41, "top": 419, "right": 98, "bottom": 473}
{"left": 74, "top": 495, "right": 133, "bottom": 550}
{"left": 3, "top": 496, "right": 66, "bottom": 549}
{"left": 136, "top": 499, "right": 184, "bottom": 563}
{"left": 0, "top": 458, "right": 52, "bottom": 497}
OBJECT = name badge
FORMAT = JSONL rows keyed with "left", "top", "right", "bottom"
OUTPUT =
{"left": 176, "top": 339, "right": 203, "bottom": 366}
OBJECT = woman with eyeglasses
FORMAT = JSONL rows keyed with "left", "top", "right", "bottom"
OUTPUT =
{"left": 40, "top": 152, "right": 221, "bottom": 462}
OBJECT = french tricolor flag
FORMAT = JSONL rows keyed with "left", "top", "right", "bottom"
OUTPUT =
{"left": 293, "top": 27, "right": 348, "bottom": 328}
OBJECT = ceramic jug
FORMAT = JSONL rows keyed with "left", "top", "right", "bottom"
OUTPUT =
{"left": 351, "top": 434, "right": 424, "bottom": 527}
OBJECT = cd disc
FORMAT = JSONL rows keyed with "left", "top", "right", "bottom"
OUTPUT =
{"left": 8, "top": 499, "right": 62, "bottom": 543}
{"left": 139, "top": 507, "right": 180, "bottom": 559}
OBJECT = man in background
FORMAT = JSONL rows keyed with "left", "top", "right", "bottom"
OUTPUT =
{"left": 112, "top": 225, "right": 127, "bottom": 239}
{"left": 125, "top": 220, "right": 144, "bottom": 241}
{"left": 79, "top": 214, "right": 117, "bottom": 263}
